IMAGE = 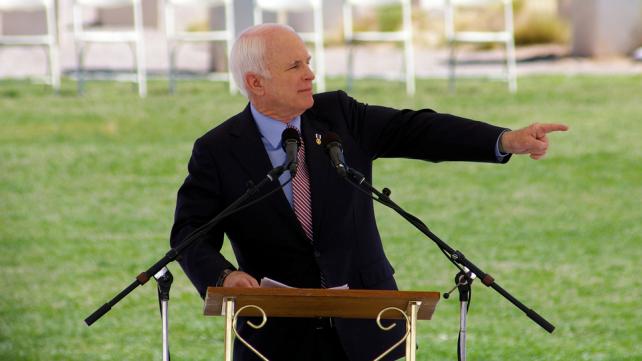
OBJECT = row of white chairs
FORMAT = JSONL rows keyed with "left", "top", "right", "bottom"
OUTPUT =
{"left": 0, "top": 0, "right": 61, "bottom": 91}
{"left": 0, "top": 0, "right": 517, "bottom": 97}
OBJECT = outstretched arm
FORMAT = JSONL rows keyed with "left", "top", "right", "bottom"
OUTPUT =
{"left": 500, "top": 123, "right": 569, "bottom": 160}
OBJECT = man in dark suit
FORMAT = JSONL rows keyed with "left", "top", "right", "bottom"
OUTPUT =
{"left": 170, "top": 24, "right": 567, "bottom": 361}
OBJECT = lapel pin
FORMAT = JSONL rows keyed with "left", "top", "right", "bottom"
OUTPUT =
{"left": 315, "top": 133, "right": 322, "bottom": 145}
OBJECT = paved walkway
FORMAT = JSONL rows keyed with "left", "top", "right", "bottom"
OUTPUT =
{"left": 1, "top": 29, "right": 641, "bottom": 81}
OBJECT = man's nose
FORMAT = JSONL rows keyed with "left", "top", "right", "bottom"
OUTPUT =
{"left": 305, "top": 64, "right": 316, "bottom": 81}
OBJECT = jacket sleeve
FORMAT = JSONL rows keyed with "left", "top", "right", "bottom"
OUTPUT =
{"left": 334, "top": 90, "right": 510, "bottom": 163}
{"left": 170, "top": 136, "right": 236, "bottom": 299}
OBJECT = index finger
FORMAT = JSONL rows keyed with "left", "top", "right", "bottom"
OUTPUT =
{"left": 538, "top": 123, "right": 569, "bottom": 133}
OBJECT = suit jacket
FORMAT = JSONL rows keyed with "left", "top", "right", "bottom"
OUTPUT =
{"left": 170, "top": 90, "right": 510, "bottom": 360}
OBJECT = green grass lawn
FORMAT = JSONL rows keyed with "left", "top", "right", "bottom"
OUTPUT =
{"left": 1, "top": 76, "right": 640, "bottom": 360}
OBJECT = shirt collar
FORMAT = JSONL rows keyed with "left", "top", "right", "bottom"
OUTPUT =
{"left": 250, "top": 104, "right": 301, "bottom": 149}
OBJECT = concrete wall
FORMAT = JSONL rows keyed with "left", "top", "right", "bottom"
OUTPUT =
{"left": 0, "top": 9, "right": 47, "bottom": 36}
{"left": 570, "top": 0, "right": 642, "bottom": 57}
{"left": 97, "top": 0, "right": 159, "bottom": 28}
{"left": 0, "top": 0, "right": 344, "bottom": 35}
{"left": 4, "top": 0, "right": 641, "bottom": 60}
{"left": 208, "top": 0, "right": 343, "bottom": 71}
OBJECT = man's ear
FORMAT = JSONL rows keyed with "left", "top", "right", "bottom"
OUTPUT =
{"left": 245, "top": 73, "right": 265, "bottom": 97}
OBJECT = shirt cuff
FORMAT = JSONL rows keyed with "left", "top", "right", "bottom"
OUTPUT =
{"left": 215, "top": 268, "right": 235, "bottom": 287}
{"left": 495, "top": 129, "right": 511, "bottom": 161}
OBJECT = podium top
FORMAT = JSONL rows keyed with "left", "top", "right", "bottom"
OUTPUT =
{"left": 204, "top": 287, "right": 440, "bottom": 320}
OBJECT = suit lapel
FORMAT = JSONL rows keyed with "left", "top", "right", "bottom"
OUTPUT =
{"left": 229, "top": 105, "right": 303, "bottom": 237}
{"left": 301, "top": 111, "right": 332, "bottom": 242}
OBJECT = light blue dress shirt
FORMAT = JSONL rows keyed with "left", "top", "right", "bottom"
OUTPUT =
{"left": 251, "top": 104, "right": 299, "bottom": 207}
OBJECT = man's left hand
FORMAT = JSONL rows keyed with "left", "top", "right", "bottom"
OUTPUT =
{"left": 500, "top": 123, "right": 569, "bottom": 160}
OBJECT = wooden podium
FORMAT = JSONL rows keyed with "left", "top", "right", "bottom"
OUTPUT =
{"left": 204, "top": 287, "right": 440, "bottom": 361}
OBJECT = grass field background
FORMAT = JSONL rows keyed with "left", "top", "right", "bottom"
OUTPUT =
{"left": 1, "top": 76, "right": 640, "bottom": 360}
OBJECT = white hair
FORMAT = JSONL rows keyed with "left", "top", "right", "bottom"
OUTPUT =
{"left": 230, "top": 23, "right": 298, "bottom": 98}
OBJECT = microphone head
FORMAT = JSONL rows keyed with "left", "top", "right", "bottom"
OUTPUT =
{"left": 322, "top": 131, "right": 347, "bottom": 177}
{"left": 281, "top": 127, "right": 301, "bottom": 176}
{"left": 321, "top": 131, "right": 342, "bottom": 149}
{"left": 281, "top": 127, "right": 301, "bottom": 150}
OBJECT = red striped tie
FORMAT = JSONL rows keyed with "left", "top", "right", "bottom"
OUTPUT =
{"left": 289, "top": 126, "right": 313, "bottom": 241}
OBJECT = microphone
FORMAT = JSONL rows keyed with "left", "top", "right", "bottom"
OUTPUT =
{"left": 322, "top": 132, "right": 347, "bottom": 177}
{"left": 281, "top": 128, "right": 300, "bottom": 176}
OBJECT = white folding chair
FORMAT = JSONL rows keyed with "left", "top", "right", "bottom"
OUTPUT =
{"left": 165, "top": 0, "right": 236, "bottom": 94}
{"left": 0, "top": 0, "right": 60, "bottom": 91}
{"left": 443, "top": 0, "right": 517, "bottom": 92}
{"left": 343, "top": 0, "right": 415, "bottom": 95}
{"left": 73, "top": 0, "right": 147, "bottom": 97}
{"left": 253, "top": 0, "right": 325, "bottom": 93}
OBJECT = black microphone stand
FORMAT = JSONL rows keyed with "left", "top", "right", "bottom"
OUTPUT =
{"left": 343, "top": 167, "right": 556, "bottom": 334}
{"left": 84, "top": 165, "right": 286, "bottom": 327}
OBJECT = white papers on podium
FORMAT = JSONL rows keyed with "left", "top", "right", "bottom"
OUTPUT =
{"left": 259, "top": 277, "right": 294, "bottom": 288}
{"left": 260, "top": 277, "right": 349, "bottom": 290}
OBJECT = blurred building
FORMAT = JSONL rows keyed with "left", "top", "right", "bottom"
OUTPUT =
{"left": 0, "top": 0, "right": 345, "bottom": 72}
{"left": 1, "top": 0, "right": 641, "bottom": 70}
{"left": 567, "top": 0, "right": 642, "bottom": 57}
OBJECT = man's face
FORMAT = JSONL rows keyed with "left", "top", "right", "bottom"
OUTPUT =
{"left": 260, "top": 29, "right": 316, "bottom": 119}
